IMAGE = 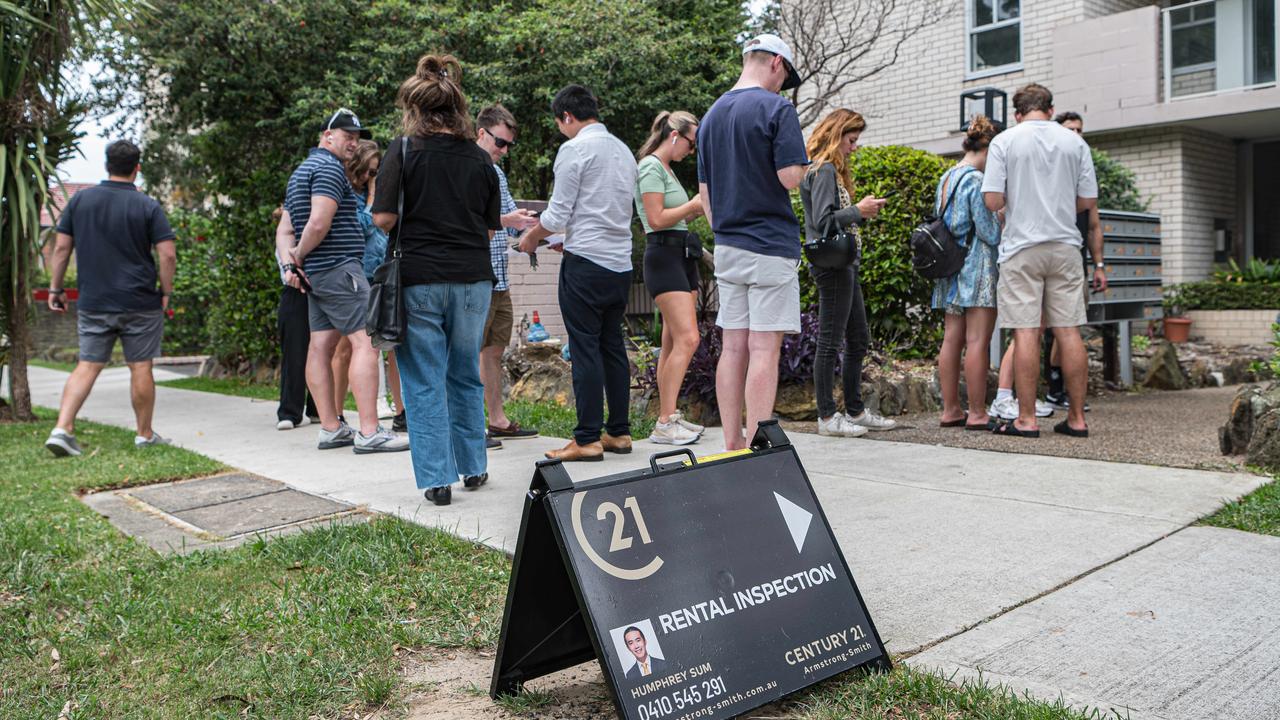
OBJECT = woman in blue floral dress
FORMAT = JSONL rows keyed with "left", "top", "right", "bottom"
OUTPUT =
{"left": 933, "top": 116, "right": 1001, "bottom": 429}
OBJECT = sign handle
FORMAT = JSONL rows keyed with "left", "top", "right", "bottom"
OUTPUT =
{"left": 648, "top": 448, "right": 697, "bottom": 472}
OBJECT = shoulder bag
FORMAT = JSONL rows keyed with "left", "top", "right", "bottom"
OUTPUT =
{"left": 365, "top": 137, "right": 408, "bottom": 350}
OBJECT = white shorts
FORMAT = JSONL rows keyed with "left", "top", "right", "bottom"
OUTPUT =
{"left": 714, "top": 245, "right": 801, "bottom": 333}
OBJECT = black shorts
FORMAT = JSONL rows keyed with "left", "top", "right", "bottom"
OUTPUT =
{"left": 643, "top": 239, "right": 700, "bottom": 298}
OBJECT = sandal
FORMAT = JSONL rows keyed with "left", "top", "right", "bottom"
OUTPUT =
{"left": 1053, "top": 420, "right": 1089, "bottom": 438}
{"left": 966, "top": 419, "right": 999, "bottom": 431}
{"left": 991, "top": 421, "right": 1040, "bottom": 438}
{"left": 940, "top": 414, "right": 968, "bottom": 428}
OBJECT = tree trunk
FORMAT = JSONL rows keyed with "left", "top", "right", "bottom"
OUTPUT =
{"left": 6, "top": 246, "right": 37, "bottom": 422}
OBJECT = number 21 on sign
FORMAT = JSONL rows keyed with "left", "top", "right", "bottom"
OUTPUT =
{"left": 571, "top": 492, "right": 664, "bottom": 580}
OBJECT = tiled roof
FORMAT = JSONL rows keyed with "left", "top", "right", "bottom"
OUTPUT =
{"left": 40, "top": 182, "right": 96, "bottom": 228}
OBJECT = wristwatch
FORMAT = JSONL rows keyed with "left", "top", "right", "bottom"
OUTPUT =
{"left": 1094, "top": 263, "right": 1105, "bottom": 270}
{"left": 50, "top": 288, "right": 66, "bottom": 295}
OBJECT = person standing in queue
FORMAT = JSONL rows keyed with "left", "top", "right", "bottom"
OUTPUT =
{"left": 634, "top": 110, "right": 706, "bottom": 446}
{"left": 798, "top": 109, "right": 897, "bottom": 439}
{"left": 372, "top": 55, "right": 502, "bottom": 505}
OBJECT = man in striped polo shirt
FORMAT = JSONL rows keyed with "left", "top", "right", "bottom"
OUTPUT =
{"left": 281, "top": 109, "right": 408, "bottom": 454}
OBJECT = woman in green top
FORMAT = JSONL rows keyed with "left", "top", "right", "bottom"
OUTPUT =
{"left": 635, "top": 110, "right": 705, "bottom": 446}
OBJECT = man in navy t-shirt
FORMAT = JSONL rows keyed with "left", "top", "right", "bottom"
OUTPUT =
{"left": 43, "top": 140, "right": 177, "bottom": 457}
{"left": 697, "top": 33, "right": 809, "bottom": 451}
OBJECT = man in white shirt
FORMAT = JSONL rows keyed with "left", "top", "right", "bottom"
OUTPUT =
{"left": 983, "top": 83, "right": 1104, "bottom": 439}
{"left": 520, "top": 84, "right": 638, "bottom": 462}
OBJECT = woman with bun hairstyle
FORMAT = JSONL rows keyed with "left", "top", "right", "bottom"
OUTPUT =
{"left": 634, "top": 110, "right": 706, "bottom": 446}
{"left": 371, "top": 54, "right": 502, "bottom": 506}
{"left": 933, "top": 115, "right": 1001, "bottom": 430}
{"left": 799, "top": 108, "right": 897, "bottom": 439}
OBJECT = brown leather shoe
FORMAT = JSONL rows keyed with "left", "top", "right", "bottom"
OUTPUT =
{"left": 601, "top": 433, "right": 632, "bottom": 454}
{"left": 545, "top": 440, "right": 604, "bottom": 462}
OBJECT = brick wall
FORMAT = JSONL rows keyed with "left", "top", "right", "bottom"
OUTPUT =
{"left": 1187, "top": 309, "right": 1280, "bottom": 345}
{"left": 1089, "top": 125, "right": 1237, "bottom": 284}
{"left": 505, "top": 248, "right": 566, "bottom": 347}
{"left": 30, "top": 299, "right": 80, "bottom": 352}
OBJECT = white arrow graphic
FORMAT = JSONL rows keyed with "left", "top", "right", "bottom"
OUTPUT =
{"left": 773, "top": 492, "right": 813, "bottom": 554}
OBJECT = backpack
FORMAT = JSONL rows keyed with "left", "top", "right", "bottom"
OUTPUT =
{"left": 909, "top": 167, "right": 975, "bottom": 280}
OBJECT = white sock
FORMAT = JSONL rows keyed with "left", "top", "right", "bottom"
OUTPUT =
{"left": 995, "top": 388, "right": 1013, "bottom": 403}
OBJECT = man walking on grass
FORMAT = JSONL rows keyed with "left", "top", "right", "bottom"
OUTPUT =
{"left": 44, "top": 140, "right": 177, "bottom": 457}
{"left": 281, "top": 108, "right": 408, "bottom": 454}
{"left": 474, "top": 104, "right": 540, "bottom": 450}
{"left": 697, "top": 34, "right": 809, "bottom": 451}
{"left": 982, "top": 84, "right": 1105, "bottom": 439}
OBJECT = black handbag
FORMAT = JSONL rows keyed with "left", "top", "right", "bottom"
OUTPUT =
{"left": 366, "top": 137, "right": 407, "bottom": 350}
{"left": 910, "top": 167, "right": 974, "bottom": 280}
{"left": 803, "top": 212, "right": 858, "bottom": 270}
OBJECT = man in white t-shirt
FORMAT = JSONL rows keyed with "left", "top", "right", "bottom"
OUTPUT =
{"left": 982, "top": 83, "right": 1104, "bottom": 439}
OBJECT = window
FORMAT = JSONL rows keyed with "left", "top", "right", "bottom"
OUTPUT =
{"left": 1170, "top": 0, "right": 1216, "bottom": 72}
{"left": 968, "top": 0, "right": 1021, "bottom": 76}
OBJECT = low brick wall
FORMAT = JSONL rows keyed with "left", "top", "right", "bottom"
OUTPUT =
{"left": 1187, "top": 309, "right": 1280, "bottom": 346}
{"left": 30, "top": 298, "right": 80, "bottom": 353}
{"left": 505, "top": 248, "right": 566, "bottom": 347}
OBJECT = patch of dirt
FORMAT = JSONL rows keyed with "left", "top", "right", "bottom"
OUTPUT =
{"left": 390, "top": 650, "right": 797, "bottom": 720}
{"left": 394, "top": 649, "right": 615, "bottom": 719}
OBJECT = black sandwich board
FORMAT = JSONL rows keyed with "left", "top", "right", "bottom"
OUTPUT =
{"left": 490, "top": 421, "right": 891, "bottom": 720}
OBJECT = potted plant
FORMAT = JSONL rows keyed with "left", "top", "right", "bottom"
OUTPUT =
{"left": 1162, "top": 285, "right": 1192, "bottom": 343}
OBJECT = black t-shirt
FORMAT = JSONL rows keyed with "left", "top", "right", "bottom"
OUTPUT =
{"left": 55, "top": 181, "right": 175, "bottom": 312}
{"left": 372, "top": 134, "right": 501, "bottom": 286}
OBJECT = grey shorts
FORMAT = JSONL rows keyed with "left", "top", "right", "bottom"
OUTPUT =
{"left": 714, "top": 245, "right": 802, "bottom": 333}
{"left": 78, "top": 308, "right": 164, "bottom": 363}
{"left": 307, "top": 259, "right": 370, "bottom": 335}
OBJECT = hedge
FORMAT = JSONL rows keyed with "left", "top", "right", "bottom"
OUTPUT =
{"left": 1167, "top": 282, "right": 1280, "bottom": 312}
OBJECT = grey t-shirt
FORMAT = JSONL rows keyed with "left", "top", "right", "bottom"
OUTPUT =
{"left": 981, "top": 120, "right": 1097, "bottom": 264}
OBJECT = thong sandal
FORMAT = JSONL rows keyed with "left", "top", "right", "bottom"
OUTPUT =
{"left": 1053, "top": 420, "right": 1089, "bottom": 438}
{"left": 991, "top": 421, "right": 1040, "bottom": 438}
{"left": 940, "top": 414, "right": 968, "bottom": 428}
{"left": 966, "top": 419, "right": 999, "bottom": 431}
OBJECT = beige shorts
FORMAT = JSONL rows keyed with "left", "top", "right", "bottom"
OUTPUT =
{"left": 998, "top": 242, "right": 1088, "bottom": 329}
{"left": 482, "top": 290, "right": 513, "bottom": 348}
{"left": 714, "top": 245, "right": 801, "bottom": 333}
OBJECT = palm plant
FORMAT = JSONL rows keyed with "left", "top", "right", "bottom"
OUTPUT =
{"left": 1, "top": 0, "right": 121, "bottom": 420}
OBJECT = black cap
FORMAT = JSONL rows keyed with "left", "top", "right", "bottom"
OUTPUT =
{"left": 324, "top": 108, "right": 372, "bottom": 139}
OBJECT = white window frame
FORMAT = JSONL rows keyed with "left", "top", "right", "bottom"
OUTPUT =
{"left": 1168, "top": 0, "right": 1217, "bottom": 76}
{"left": 965, "top": 0, "right": 1024, "bottom": 80}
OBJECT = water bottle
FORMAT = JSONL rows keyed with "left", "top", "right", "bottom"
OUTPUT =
{"left": 527, "top": 311, "right": 550, "bottom": 343}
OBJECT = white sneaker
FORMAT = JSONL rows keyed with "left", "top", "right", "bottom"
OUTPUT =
{"left": 848, "top": 409, "right": 897, "bottom": 432}
{"left": 353, "top": 426, "right": 410, "bottom": 454}
{"left": 669, "top": 411, "right": 705, "bottom": 435}
{"left": 1034, "top": 399, "right": 1055, "bottom": 418}
{"left": 649, "top": 419, "right": 701, "bottom": 445}
{"left": 989, "top": 396, "right": 1017, "bottom": 421}
{"left": 818, "top": 412, "right": 868, "bottom": 438}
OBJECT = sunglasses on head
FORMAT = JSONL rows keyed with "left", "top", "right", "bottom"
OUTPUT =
{"left": 483, "top": 127, "right": 516, "bottom": 149}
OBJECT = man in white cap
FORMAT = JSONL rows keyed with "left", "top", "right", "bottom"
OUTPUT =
{"left": 697, "top": 34, "right": 808, "bottom": 451}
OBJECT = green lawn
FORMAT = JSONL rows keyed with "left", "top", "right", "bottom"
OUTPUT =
{"left": 1200, "top": 478, "right": 1280, "bottom": 537}
{"left": 2, "top": 410, "right": 1109, "bottom": 719}
{"left": 157, "top": 376, "right": 358, "bottom": 411}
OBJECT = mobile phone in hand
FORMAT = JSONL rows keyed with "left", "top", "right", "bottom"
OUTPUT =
{"left": 878, "top": 189, "right": 898, "bottom": 199}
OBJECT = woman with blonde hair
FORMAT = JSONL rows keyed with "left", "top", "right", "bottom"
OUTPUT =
{"left": 799, "top": 109, "right": 896, "bottom": 438}
{"left": 634, "top": 110, "right": 706, "bottom": 445}
{"left": 933, "top": 115, "right": 1001, "bottom": 430}
{"left": 372, "top": 54, "right": 501, "bottom": 506}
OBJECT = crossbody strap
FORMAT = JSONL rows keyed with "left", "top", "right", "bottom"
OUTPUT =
{"left": 939, "top": 166, "right": 977, "bottom": 250}
{"left": 389, "top": 136, "right": 408, "bottom": 259}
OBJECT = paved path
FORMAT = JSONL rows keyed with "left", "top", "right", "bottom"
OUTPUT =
{"left": 25, "top": 366, "right": 1277, "bottom": 719}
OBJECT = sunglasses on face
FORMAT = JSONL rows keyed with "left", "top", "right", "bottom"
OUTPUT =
{"left": 484, "top": 127, "right": 516, "bottom": 149}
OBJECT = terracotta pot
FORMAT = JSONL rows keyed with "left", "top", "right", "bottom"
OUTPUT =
{"left": 1164, "top": 316, "right": 1192, "bottom": 343}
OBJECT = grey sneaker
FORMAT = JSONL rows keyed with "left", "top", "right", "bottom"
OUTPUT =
{"left": 669, "top": 411, "right": 705, "bottom": 435}
{"left": 649, "top": 419, "right": 701, "bottom": 445}
{"left": 135, "top": 432, "right": 172, "bottom": 448}
{"left": 353, "top": 426, "right": 410, "bottom": 454}
{"left": 318, "top": 420, "right": 356, "bottom": 450}
{"left": 45, "top": 428, "right": 82, "bottom": 457}
{"left": 848, "top": 409, "right": 897, "bottom": 431}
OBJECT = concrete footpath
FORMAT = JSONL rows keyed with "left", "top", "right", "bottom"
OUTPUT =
{"left": 25, "top": 365, "right": 1280, "bottom": 719}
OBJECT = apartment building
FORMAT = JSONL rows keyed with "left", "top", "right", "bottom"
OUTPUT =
{"left": 816, "top": 0, "right": 1278, "bottom": 283}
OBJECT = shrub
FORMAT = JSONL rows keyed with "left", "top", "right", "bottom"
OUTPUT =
{"left": 795, "top": 145, "right": 953, "bottom": 358}
{"left": 1166, "top": 281, "right": 1280, "bottom": 312}
{"left": 1212, "top": 258, "right": 1280, "bottom": 285}
{"left": 1092, "top": 148, "right": 1147, "bottom": 212}
{"left": 164, "top": 210, "right": 220, "bottom": 355}
{"left": 205, "top": 199, "right": 283, "bottom": 366}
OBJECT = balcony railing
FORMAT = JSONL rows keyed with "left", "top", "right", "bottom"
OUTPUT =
{"left": 1162, "top": 0, "right": 1277, "bottom": 101}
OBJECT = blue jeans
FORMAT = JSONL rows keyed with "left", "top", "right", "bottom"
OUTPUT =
{"left": 397, "top": 281, "right": 491, "bottom": 489}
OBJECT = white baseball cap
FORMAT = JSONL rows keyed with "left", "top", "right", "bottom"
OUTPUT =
{"left": 742, "top": 33, "right": 801, "bottom": 91}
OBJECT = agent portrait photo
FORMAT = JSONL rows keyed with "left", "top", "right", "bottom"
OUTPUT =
{"left": 609, "top": 620, "right": 668, "bottom": 681}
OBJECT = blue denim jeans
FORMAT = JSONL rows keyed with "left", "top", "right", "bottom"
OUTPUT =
{"left": 397, "top": 281, "right": 491, "bottom": 489}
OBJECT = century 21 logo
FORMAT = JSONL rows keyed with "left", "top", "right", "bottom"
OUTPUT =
{"left": 571, "top": 491, "right": 664, "bottom": 580}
